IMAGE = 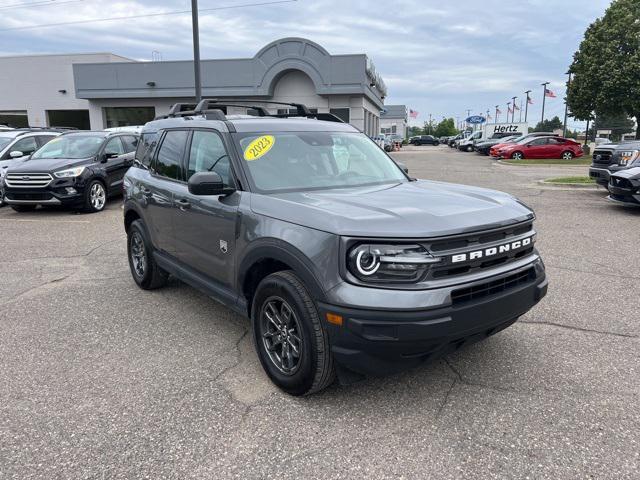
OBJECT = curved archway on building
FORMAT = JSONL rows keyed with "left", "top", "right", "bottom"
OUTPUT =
{"left": 254, "top": 38, "right": 331, "bottom": 97}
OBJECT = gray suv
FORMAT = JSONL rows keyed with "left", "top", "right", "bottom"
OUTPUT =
{"left": 123, "top": 100, "right": 547, "bottom": 396}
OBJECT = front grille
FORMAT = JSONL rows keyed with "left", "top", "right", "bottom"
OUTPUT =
{"left": 5, "top": 192, "right": 54, "bottom": 201}
{"left": 451, "top": 268, "right": 535, "bottom": 305}
{"left": 5, "top": 172, "right": 53, "bottom": 188}
{"left": 422, "top": 221, "right": 535, "bottom": 280}
{"left": 592, "top": 150, "right": 613, "bottom": 166}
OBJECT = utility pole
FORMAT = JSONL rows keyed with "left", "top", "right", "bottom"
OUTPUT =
{"left": 541, "top": 81, "right": 550, "bottom": 125}
{"left": 563, "top": 72, "right": 572, "bottom": 137}
{"left": 524, "top": 90, "right": 531, "bottom": 122}
{"left": 191, "top": 0, "right": 202, "bottom": 103}
{"left": 495, "top": 105, "right": 499, "bottom": 123}
{"left": 511, "top": 96, "right": 517, "bottom": 123}
{"left": 428, "top": 113, "right": 432, "bottom": 134}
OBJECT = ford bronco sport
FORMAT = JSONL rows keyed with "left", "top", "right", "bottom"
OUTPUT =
{"left": 123, "top": 100, "right": 547, "bottom": 396}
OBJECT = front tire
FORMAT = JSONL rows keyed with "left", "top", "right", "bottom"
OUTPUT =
{"left": 466, "top": 144, "right": 474, "bottom": 152}
{"left": 511, "top": 151, "right": 524, "bottom": 160}
{"left": 84, "top": 179, "right": 107, "bottom": 213}
{"left": 127, "top": 219, "right": 168, "bottom": 290}
{"left": 252, "top": 271, "right": 335, "bottom": 396}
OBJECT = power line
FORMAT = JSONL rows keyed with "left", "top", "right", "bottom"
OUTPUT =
{"left": 0, "top": 0, "right": 80, "bottom": 10}
{"left": 0, "top": 0, "right": 298, "bottom": 32}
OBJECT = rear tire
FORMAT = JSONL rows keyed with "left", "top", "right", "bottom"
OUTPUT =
{"left": 252, "top": 270, "right": 335, "bottom": 396}
{"left": 561, "top": 151, "right": 574, "bottom": 160}
{"left": 511, "top": 151, "right": 524, "bottom": 160}
{"left": 127, "top": 219, "right": 168, "bottom": 290}
{"left": 11, "top": 205, "right": 36, "bottom": 212}
{"left": 466, "top": 144, "right": 474, "bottom": 152}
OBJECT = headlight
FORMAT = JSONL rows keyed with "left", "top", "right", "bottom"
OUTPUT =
{"left": 347, "top": 244, "right": 440, "bottom": 283}
{"left": 54, "top": 166, "right": 85, "bottom": 178}
{"left": 619, "top": 150, "right": 639, "bottom": 166}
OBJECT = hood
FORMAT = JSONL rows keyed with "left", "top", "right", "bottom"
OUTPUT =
{"left": 250, "top": 180, "right": 534, "bottom": 237}
{"left": 612, "top": 166, "right": 640, "bottom": 180}
{"left": 613, "top": 141, "right": 640, "bottom": 152}
{"left": 7, "top": 156, "right": 94, "bottom": 173}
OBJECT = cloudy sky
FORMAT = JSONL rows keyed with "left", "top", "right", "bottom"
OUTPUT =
{"left": 1, "top": 0, "right": 612, "bottom": 130}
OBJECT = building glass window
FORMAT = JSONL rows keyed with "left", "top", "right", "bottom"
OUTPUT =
{"left": 104, "top": 107, "right": 155, "bottom": 128}
{"left": 330, "top": 108, "right": 350, "bottom": 124}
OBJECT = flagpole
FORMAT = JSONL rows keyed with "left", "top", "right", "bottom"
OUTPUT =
{"left": 541, "top": 82, "right": 549, "bottom": 124}
{"left": 507, "top": 102, "right": 511, "bottom": 123}
{"left": 495, "top": 105, "right": 499, "bottom": 123}
{"left": 511, "top": 96, "right": 517, "bottom": 123}
{"left": 519, "top": 99, "right": 523, "bottom": 122}
{"left": 524, "top": 90, "right": 531, "bottom": 123}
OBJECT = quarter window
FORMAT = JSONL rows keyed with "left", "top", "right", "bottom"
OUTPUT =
{"left": 187, "top": 131, "right": 233, "bottom": 187}
{"left": 155, "top": 130, "right": 188, "bottom": 180}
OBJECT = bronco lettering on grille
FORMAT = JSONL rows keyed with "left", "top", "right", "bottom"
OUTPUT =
{"left": 451, "top": 236, "right": 533, "bottom": 263}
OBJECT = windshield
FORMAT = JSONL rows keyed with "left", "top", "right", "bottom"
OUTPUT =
{"left": 236, "top": 132, "right": 407, "bottom": 193}
{"left": 31, "top": 135, "right": 104, "bottom": 159}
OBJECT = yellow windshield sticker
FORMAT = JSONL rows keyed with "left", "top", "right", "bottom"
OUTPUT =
{"left": 244, "top": 135, "right": 275, "bottom": 161}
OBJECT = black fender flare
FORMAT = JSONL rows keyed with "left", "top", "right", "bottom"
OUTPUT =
{"left": 237, "top": 238, "right": 327, "bottom": 303}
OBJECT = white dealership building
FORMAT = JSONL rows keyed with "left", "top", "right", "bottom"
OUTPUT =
{"left": 0, "top": 38, "right": 387, "bottom": 136}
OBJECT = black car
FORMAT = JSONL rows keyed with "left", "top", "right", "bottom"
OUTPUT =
{"left": 608, "top": 166, "right": 640, "bottom": 206}
{"left": 411, "top": 135, "right": 439, "bottom": 146}
{"left": 2, "top": 131, "right": 138, "bottom": 213}
{"left": 589, "top": 142, "right": 639, "bottom": 187}
{"left": 474, "top": 135, "right": 520, "bottom": 155}
{"left": 122, "top": 99, "right": 546, "bottom": 396}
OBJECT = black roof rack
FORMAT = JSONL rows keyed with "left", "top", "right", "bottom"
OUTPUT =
{"left": 157, "top": 99, "right": 344, "bottom": 124}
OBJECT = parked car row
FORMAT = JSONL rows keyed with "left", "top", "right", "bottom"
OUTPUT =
{"left": 0, "top": 129, "right": 138, "bottom": 212}
{"left": 589, "top": 141, "right": 640, "bottom": 207}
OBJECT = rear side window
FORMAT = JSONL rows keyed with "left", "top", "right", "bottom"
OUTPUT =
{"left": 154, "top": 130, "right": 188, "bottom": 180}
{"left": 135, "top": 132, "right": 158, "bottom": 168}
{"left": 2, "top": 136, "right": 38, "bottom": 159}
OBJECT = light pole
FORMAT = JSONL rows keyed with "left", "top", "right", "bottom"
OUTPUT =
{"left": 511, "top": 96, "right": 517, "bottom": 123}
{"left": 562, "top": 71, "right": 572, "bottom": 137}
{"left": 524, "top": 90, "right": 531, "bottom": 122}
{"left": 541, "top": 81, "right": 550, "bottom": 125}
{"left": 507, "top": 102, "right": 511, "bottom": 123}
{"left": 191, "top": 0, "right": 202, "bottom": 102}
{"left": 495, "top": 105, "right": 499, "bottom": 123}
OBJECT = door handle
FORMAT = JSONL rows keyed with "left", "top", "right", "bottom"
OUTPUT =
{"left": 175, "top": 198, "right": 191, "bottom": 210}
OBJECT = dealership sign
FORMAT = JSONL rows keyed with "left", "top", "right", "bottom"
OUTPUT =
{"left": 466, "top": 115, "right": 486, "bottom": 124}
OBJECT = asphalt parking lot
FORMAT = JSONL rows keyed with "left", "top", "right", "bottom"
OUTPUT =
{"left": 1, "top": 146, "right": 639, "bottom": 479}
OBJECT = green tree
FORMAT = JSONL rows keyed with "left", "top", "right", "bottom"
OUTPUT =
{"left": 588, "top": 112, "right": 635, "bottom": 140}
{"left": 567, "top": 0, "right": 640, "bottom": 138}
{"left": 407, "top": 126, "right": 423, "bottom": 137}
{"left": 532, "top": 116, "right": 563, "bottom": 132}
{"left": 433, "top": 118, "right": 458, "bottom": 137}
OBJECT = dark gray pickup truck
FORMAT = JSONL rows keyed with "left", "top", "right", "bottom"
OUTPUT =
{"left": 590, "top": 141, "right": 640, "bottom": 187}
{"left": 123, "top": 100, "right": 547, "bottom": 395}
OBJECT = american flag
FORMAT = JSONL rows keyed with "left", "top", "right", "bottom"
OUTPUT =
{"left": 487, "top": 113, "right": 492, "bottom": 120}
{"left": 527, "top": 97, "right": 534, "bottom": 105}
{"left": 513, "top": 104, "right": 520, "bottom": 111}
{"left": 409, "top": 109, "right": 419, "bottom": 119}
{"left": 507, "top": 106, "right": 513, "bottom": 114}
{"left": 496, "top": 108, "right": 502, "bottom": 114}
{"left": 545, "top": 88, "right": 557, "bottom": 98}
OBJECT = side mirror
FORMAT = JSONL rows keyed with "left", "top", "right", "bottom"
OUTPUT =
{"left": 395, "top": 161, "right": 409, "bottom": 174}
{"left": 102, "top": 152, "right": 119, "bottom": 162}
{"left": 188, "top": 171, "right": 233, "bottom": 196}
{"left": 9, "top": 151, "right": 24, "bottom": 158}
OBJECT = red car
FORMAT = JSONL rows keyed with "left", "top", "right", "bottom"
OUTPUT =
{"left": 495, "top": 136, "right": 583, "bottom": 160}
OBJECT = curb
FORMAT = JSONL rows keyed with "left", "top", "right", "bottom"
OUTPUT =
{"left": 537, "top": 180, "right": 599, "bottom": 189}
{"left": 496, "top": 160, "right": 589, "bottom": 167}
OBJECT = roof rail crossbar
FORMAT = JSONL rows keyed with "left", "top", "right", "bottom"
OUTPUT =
{"left": 272, "top": 112, "right": 345, "bottom": 124}
{"left": 194, "top": 99, "right": 270, "bottom": 117}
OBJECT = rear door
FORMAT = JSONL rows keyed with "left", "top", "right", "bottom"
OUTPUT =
{"left": 145, "top": 129, "right": 190, "bottom": 256}
{"left": 172, "top": 129, "right": 240, "bottom": 289}
{"left": 546, "top": 137, "right": 566, "bottom": 158}
{"left": 101, "top": 136, "right": 129, "bottom": 190}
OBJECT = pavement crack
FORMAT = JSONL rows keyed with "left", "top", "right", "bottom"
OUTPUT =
{"left": 436, "top": 378, "right": 456, "bottom": 419}
{"left": 211, "top": 327, "right": 249, "bottom": 385}
{"left": 442, "top": 357, "right": 523, "bottom": 394}
{"left": 0, "top": 273, "right": 74, "bottom": 306}
{"left": 518, "top": 320, "right": 638, "bottom": 339}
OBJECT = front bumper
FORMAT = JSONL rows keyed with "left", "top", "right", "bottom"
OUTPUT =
{"left": 3, "top": 177, "right": 87, "bottom": 207}
{"left": 319, "top": 261, "right": 547, "bottom": 377}
{"left": 589, "top": 165, "right": 627, "bottom": 186}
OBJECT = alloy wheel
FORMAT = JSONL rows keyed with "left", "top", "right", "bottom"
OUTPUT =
{"left": 260, "top": 296, "right": 303, "bottom": 375}
{"left": 130, "top": 231, "right": 146, "bottom": 278}
{"left": 513, "top": 152, "right": 523, "bottom": 160}
{"left": 562, "top": 152, "right": 573, "bottom": 160}
{"left": 90, "top": 183, "right": 106, "bottom": 210}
